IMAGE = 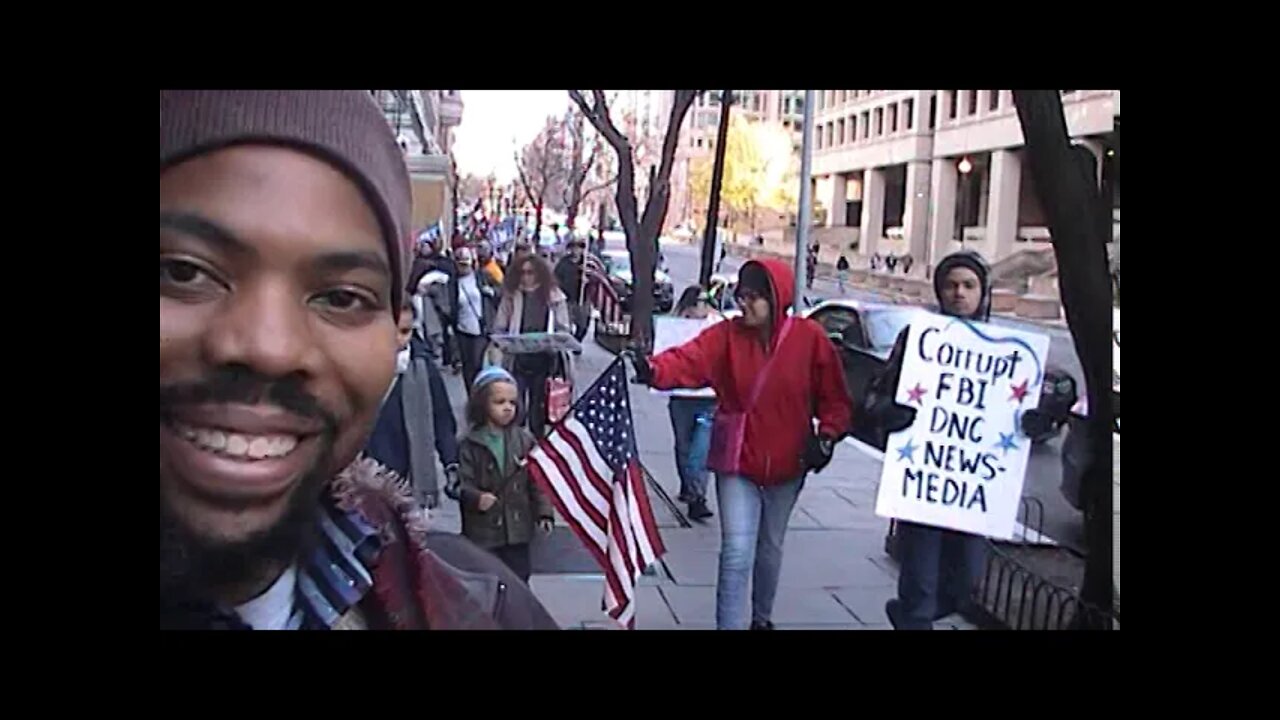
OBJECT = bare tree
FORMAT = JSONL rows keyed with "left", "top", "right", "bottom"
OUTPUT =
{"left": 1012, "top": 90, "right": 1115, "bottom": 628}
{"left": 569, "top": 90, "right": 699, "bottom": 348}
{"left": 514, "top": 116, "right": 570, "bottom": 240}
{"left": 562, "top": 105, "right": 618, "bottom": 233}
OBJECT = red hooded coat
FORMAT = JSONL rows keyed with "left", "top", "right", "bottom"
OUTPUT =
{"left": 650, "top": 259, "right": 852, "bottom": 486}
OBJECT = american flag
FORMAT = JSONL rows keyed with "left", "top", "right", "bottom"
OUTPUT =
{"left": 583, "top": 253, "right": 623, "bottom": 325}
{"left": 526, "top": 357, "right": 665, "bottom": 629}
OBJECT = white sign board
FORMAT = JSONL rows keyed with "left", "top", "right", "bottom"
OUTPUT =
{"left": 874, "top": 313, "right": 1051, "bottom": 540}
{"left": 489, "top": 331, "right": 582, "bottom": 355}
{"left": 650, "top": 315, "right": 725, "bottom": 399}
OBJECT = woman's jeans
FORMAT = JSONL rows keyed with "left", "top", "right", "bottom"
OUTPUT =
{"left": 668, "top": 397, "right": 715, "bottom": 503}
{"left": 715, "top": 473, "right": 805, "bottom": 629}
{"left": 886, "top": 521, "right": 988, "bottom": 630}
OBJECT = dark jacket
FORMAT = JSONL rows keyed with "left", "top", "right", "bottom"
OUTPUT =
{"left": 447, "top": 268, "right": 500, "bottom": 336}
{"left": 864, "top": 250, "right": 993, "bottom": 449}
{"left": 457, "top": 424, "right": 555, "bottom": 550}
{"left": 337, "top": 459, "right": 555, "bottom": 629}
{"left": 161, "top": 459, "right": 559, "bottom": 630}
{"left": 554, "top": 254, "right": 584, "bottom": 302}
{"left": 364, "top": 365, "right": 459, "bottom": 482}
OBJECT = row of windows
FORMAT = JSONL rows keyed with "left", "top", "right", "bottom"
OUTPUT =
{"left": 817, "top": 90, "right": 885, "bottom": 111}
{"left": 944, "top": 90, "right": 1004, "bottom": 121}
{"left": 815, "top": 97, "right": 926, "bottom": 150}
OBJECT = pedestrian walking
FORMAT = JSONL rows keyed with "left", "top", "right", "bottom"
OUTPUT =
{"left": 717, "top": 243, "right": 728, "bottom": 273}
{"left": 456, "top": 367, "right": 555, "bottom": 583}
{"left": 554, "top": 237, "right": 591, "bottom": 342}
{"left": 865, "top": 250, "right": 994, "bottom": 630}
{"left": 449, "top": 246, "right": 500, "bottom": 394}
{"left": 805, "top": 245, "right": 818, "bottom": 290}
{"left": 886, "top": 254, "right": 898, "bottom": 273}
{"left": 836, "top": 254, "right": 850, "bottom": 294}
{"left": 159, "top": 90, "right": 555, "bottom": 630}
{"left": 494, "top": 254, "right": 572, "bottom": 438}
{"left": 365, "top": 295, "right": 460, "bottom": 510}
{"left": 476, "top": 239, "right": 505, "bottom": 286}
{"left": 901, "top": 254, "right": 914, "bottom": 276}
{"left": 666, "top": 287, "right": 719, "bottom": 522}
{"left": 629, "top": 260, "right": 852, "bottom": 630}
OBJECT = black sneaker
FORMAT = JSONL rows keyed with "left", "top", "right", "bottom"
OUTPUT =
{"left": 750, "top": 619, "right": 775, "bottom": 631}
{"left": 688, "top": 499, "right": 714, "bottom": 521}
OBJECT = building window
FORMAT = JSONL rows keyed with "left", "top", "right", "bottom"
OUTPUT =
{"left": 861, "top": 111, "right": 870, "bottom": 139}
{"left": 967, "top": 90, "right": 978, "bottom": 116}
{"left": 816, "top": 129, "right": 824, "bottom": 150}
{"left": 818, "top": 92, "right": 825, "bottom": 111}
{"left": 929, "top": 95, "right": 937, "bottom": 129}
{"left": 875, "top": 107, "right": 884, "bottom": 136}
{"left": 826, "top": 123, "right": 834, "bottom": 147}
{"left": 837, "top": 118, "right": 846, "bottom": 145}
{"left": 696, "top": 137, "right": 704, "bottom": 148}
{"left": 888, "top": 104, "right": 898, "bottom": 133}
{"left": 948, "top": 90, "right": 958, "bottom": 120}
{"left": 839, "top": 90, "right": 847, "bottom": 104}
{"left": 904, "top": 98, "right": 915, "bottom": 130}
{"left": 795, "top": 95, "right": 805, "bottom": 114}
{"left": 989, "top": 90, "right": 999, "bottom": 111}
{"left": 849, "top": 116, "right": 857, "bottom": 143}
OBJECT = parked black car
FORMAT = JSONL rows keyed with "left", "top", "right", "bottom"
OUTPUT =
{"left": 601, "top": 250, "right": 675, "bottom": 313}
{"left": 804, "top": 300, "right": 919, "bottom": 448}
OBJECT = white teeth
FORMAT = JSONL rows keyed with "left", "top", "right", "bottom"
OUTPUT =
{"left": 197, "top": 429, "right": 227, "bottom": 451}
{"left": 173, "top": 422, "right": 300, "bottom": 461}
{"left": 225, "top": 434, "right": 250, "bottom": 457}
{"left": 248, "top": 435, "right": 273, "bottom": 456}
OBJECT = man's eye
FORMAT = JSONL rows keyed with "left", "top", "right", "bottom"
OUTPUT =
{"left": 161, "top": 259, "right": 206, "bottom": 285}
{"left": 314, "top": 289, "right": 378, "bottom": 313}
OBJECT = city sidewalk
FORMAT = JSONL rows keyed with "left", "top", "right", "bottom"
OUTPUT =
{"left": 429, "top": 336, "right": 978, "bottom": 630}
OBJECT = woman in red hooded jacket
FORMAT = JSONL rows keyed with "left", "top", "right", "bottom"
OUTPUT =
{"left": 631, "top": 259, "right": 852, "bottom": 630}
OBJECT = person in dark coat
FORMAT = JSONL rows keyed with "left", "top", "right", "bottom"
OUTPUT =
{"left": 865, "top": 250, "right": 993, "bottom": 630}
{"left": 364, "top": 295, "right": 460, "bottom": 509}
{"left": 554, "top": 237, "right": 590, "bottom": 341}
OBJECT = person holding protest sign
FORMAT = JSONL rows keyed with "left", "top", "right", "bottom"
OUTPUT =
{"left": 866, "top": 250, "right": 994, "bottom": 630}
{"left": 666, "top": 287, "right": 720, "bottom": 522}
{"left": 630, "top": 260, "right": 852, "bottom": 630}
{"left": 493, "top": 255, "right": 572, "bottom": 438}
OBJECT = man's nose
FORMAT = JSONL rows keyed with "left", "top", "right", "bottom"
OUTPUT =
{"left": 201, "top": 282, "right": 322, "bottom": 380}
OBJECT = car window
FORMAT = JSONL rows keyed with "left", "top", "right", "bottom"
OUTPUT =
{"left": 811, "top": 307, "right": 861, "bottom": 340}
{"left": 864, "top": 309, "right": 917, "bottom": 350}
{"left": 607, "top": 254, "right": 631, "bottom": 274}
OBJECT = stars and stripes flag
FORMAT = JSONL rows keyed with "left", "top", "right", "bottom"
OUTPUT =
{"left": 582, "top": 253, "right": 623, "bottom": 325}
{"left": 526, "top": 357, "right": 665, "bottom": 629}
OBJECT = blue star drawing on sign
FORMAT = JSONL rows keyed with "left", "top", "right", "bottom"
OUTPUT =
{"left": 995, "top": 432, "right": 1019, "bottom": 456}
{"left": 896, "top": 438, "right": 919, "bottom": 462}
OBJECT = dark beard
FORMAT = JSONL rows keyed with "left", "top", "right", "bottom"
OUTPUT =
{"left": 158, "top": 457, "right": 333, "bottom": 626}
{"left": 159, "top": 365, "right": 340, "bottom": 622}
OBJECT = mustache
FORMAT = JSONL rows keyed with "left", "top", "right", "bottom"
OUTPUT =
{"left": 159, "top": 366, "right": 339, "bottom": 435}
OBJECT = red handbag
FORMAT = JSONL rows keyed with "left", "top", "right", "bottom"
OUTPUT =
{"left": 546, "top": 375, "right": 573, "bottom": 425}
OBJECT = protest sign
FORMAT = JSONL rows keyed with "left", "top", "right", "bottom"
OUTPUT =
{"left": 873, "top": 313, "right": 1051, "bottom": 540}
{"left": 489, "top": 331, "right": 583, "bottom": 355}
{"left": 650, "top": 315, "right": 724, "bottom": 398}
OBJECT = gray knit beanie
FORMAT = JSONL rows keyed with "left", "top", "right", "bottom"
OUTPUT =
{"left": 159, "top": 90, "right": 413, "bottom": 306}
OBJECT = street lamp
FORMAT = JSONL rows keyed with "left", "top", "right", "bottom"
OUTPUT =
{"left": 958, "top": 156, "right": 974, "bottom": 174}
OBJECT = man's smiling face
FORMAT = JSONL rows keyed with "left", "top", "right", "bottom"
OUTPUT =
{"left": 159, "top": 145, "right": 399, "bottom": 574}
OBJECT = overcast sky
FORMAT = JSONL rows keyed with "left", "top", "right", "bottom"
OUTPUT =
{"left": 452, "top": 90, "right": 571, "bottom": 183}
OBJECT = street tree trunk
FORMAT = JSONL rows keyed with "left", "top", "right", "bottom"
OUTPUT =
{"left": 1012, "top": 90, "right": 1115, "bottom": 628}
{"left": 570, "top": 90, "right": 698, "bottom": 351}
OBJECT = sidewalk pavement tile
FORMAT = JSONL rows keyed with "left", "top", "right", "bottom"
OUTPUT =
{"left": 658, "top": 584, "right": 718, "bottom": 625}
{"left": 661, "top": 549, "right": 722, "bottom": 586}
{"left": 775, "top": 531, "right": 898, "bottom": 589}
{"left": 766, "top": 587, "right": 858, "bottom": 625}
{"left": 832, "top": 587, "right": 896, "bottom": 625}
{"left": 529, "top": 574, "right": 607, "bottom": 628}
